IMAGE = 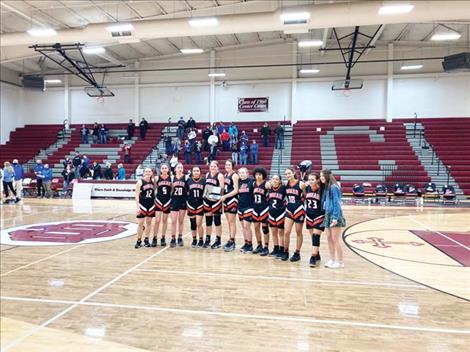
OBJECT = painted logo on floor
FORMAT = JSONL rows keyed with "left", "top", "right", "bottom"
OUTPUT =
{"left": 1, "top": 220, "right": 137, "bottom": 246}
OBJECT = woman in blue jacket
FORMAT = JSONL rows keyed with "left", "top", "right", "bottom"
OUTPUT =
{"left": 320, "top": 169, "right": 346, "bottom": 268}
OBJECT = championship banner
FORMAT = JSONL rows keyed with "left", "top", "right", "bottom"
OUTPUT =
{"left": 238, "top": 97, "right": 269, "bottom": 112}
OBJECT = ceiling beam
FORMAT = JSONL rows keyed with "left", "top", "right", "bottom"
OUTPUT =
{"left": 57, "top": 0, "right": 90, "bottom": 25}
{"left": 233, "top": 33, "right": 241, "bottom": 45}
{"left": 422, "top": 24, "right": 439, "bottom": 41}
{"left": 320, "top": 28, "right": 330, "bottom": 56}
{"left": 166, "top": 38, "right": 181, "bottom": 52}
{"left": 123, "top": 2, "right": 144, "bottom": 19}
{"left": 142, "top": 41, "right": 163, "bottom": 56}
{"left": 394, "top": 23, "right": 412, "bottom": 41}
{"left": 89, "top": 0, "right": 117, "bottom": 22}
{"left": 0, "top": 2, "right": 46, "bottom": 27}
{"left": 24, "top": 0, "right": 72, "bottom": 29}
{"left": 183, "top": 1, "right": 194, "bottom": 11}
{"left": 152, "top": 1, "right": 168, "bottom": 15}
{"left": 364, "top": 24, "right": 386, "bottom": 55}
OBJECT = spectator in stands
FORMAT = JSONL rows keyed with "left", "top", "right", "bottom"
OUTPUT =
{"left": 92, "top": 122, "right": 99, "bottom": 144}
{"left": 116, "top": 164, "right": 126, "bottom": 180}
{"left": 187, "top": 116, "right": 196, "bottom": 130}
{"left": 79, "top": 162, "right": 90, "bottom": 179}
{"left": 123, "top": 143, "right": 132, "bottom": 164}
{"left": 187, "top": 128, "right": 197, "bottom": 146}
{"left": 63, "top": 157, "right": 71, "bottom": 169}
{"left": 184, "top": 140, "right": 192, "bottom": 164}
{"left": 104, "top": 163, "right": 114, "bottom": 180}
{"left": 177, "top": 116, "right": 186, "bottom": 141}
{"left": 208, "top": 143, "right": 217, "bottom": 163}
{"left": 170, "top": 154, "right": 178, "bottom": 174}
{"left": 275, "top": 122, "right": 284, "bottom": 149}
{"left": 2, "top": 162, "right": 18, "bottom": 203}
{"left": 172, "top": 138, "right": 181, "bottom": 158}
{"left": 217, "top": 122, "right": 225, "bottom": 136}
{"left": 12, "top": 159, "right": 24, "bottom": 201}
{"left": 43, "top": 164, "right": 53, "bottom": 198}
{"left": 135, "top": 164, "right": 144, "bottom": 179}
{"left": 261, "top": 122, "right": 271, "bottom": 147}
{"left": 250, "top": 140, "right": 259, "bottom": 164}
{"left": 240, "top": 130, "right": 249, "bottom": 145}
{"left": 82, "top": 155, "right": 89, "bottom": 168}
{"left": 92, "top": 161, "right": 102, "bottom": 180}
{"left": 194, "top": 141, "right": 202, "bottom": 164}
{"left": 231, "top": 140, "right": 239, "bottom": 165}
{"left": 34, "top": 160, "right": 45, "bottom": 198}
{"left": 80, "top": 124, "right": 89, "bottom": 144}
{"left": 61, "top": 165, "right": 74, "bottom": 197}
{"left": 127, "top": 119, "right": 135, "bottom": 140}
{"left": 99, "top": 124, "right": 108, "bottom": 144}
{"left": 240, "top": 142, "right": 248, "bottom": 165}
{"left": 72, "top": 152, "right": 81, "bottom": 178}
{"left": 139, "top": 118, "right": 149, "bottom": 140}
{"left": 210, "top": 123, "right": 218, "bottom": 137}
{"left": 202, "top": 126, "right": 212, "bottom": 151}
{"left": 221, "top": 129, "right": 230, "bottom": 151}
{"left": 228, "top": 123, "right": 238, "bottom": 144}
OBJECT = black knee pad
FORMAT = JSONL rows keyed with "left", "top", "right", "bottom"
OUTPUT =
{"left": 312, "top": 234, "right": 320, "bottom": 247}
{"left": 214, "top": 214, "right": 222, "bottom": 226}
{"left": 190, "top": 217, "right": 197, "bottom": 231}
{"left": 205, "top": 215, "right": 213, "bottom": 227}
{"left": 262, "top": 224, "right": 269, "bottom": 235}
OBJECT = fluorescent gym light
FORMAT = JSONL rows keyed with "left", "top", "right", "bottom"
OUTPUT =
{"left": 83, "top": 47, "right": 106, "bottom": 54}
{"left": 298, "top": 40, "right": 323, "bottom": 48}
{"left": 299, "top": 69, "right": 320, "bottom": 74}
{"left": 44, "top": 79, "right": 62, "bottom": 84}
{"left": 431, "top": 32, "right": 461, "bottom": 41}
{"left": 400, "top": 64, "right": 423, "bottom": 70}
{"left": 105, "top": 23, "right": 134, "bottom": 32}
{"left": 180, "top": 48, "right": 204, "bottom": 54}
{"left": 280, "top": 12, "right": 311, "bottom": 22}
{"left": 378, "top": 4, "right": 414, "bottom": 15}
{"left": 27, "top": 28, "right": 57, "bottom": 37}
{"left": 208, "top": 73, "right": 226, "bottom": 77}
{"left": 188, "top": 17, "right": 218, "bottom": 27}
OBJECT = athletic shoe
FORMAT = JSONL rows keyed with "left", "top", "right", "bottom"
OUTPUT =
{"left": 239, "top": 243, "right": 248, "bottom": 252}
{"left": 268, "top": 248, "right": 278, "bottom": 257}
{"left": 315, "top": 253, "right": 321, "bottom": 261}
{"left": 275, "top": 249, "right": 284, "bottom": 260}
{"left": 143, "top": 238, "right": 150, "bottom": 248}
{"left": 203, "top": 237, "right": 211, "bottom": 248}
{"left": 259, "top": 247, "right": 269, "bottom": 256}
{"left": 290, "top": 252, "right": 301, "bottom": 262}
{"left": 329, "top": 261, "right": 344, "bottom": 269}
{"left": 160, "top": 237, "right": 167, "bottom": 247}
{"left": 191, "top": 238, "right": 198, "bottom": 248}
{"left": 151, "top": 237, "right": 158, "bottom": 247}
{"left": 197, "top": 239, "right": 204, "bottom": 248}
{"left": 242, "top": 243, "right": 253, "bottom": 253}
{"left": 134, "top": 240, "right": 142, "bottom": 249}
{"left": 170, "top": 238, "right": 177, "bottom": 248}
{"left": 223, "top": 240, "right": 236, "bottom": 252}
{"left": 281, "top": 251, "right": 289, "bottom": 261}
{"left": 252, "top": 244, "right": 263, "bottom": 254}
{"left": 210, "top": 238, "right": 221, "bottom": 249}
{"left": 177, "top": 236, "right": 184, "bottom": 247}
{"left": 4, "top": 199, "right": 11, "bottom": 204}
{"left": 324, "top": 259, "right": 335, "bottom": 268}
{"left": 309, "top": 256, "right": 317, "bottom": 268}
{"left": 15, "top": 197, "right": 21, "bottom": 203}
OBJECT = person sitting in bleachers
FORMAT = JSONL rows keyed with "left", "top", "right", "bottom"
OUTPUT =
{"left": 104, "top": 163, "right": 114, "bottom": 180}
{"left": 217, "top": 121, "right": 225, "bottom": 136}
{"left": 82, "top": 155, "right": 89, "bottom": 168}
{"left": 424, "top": 182, "right": 437, "bottom": 193}
{"left": 221, "top": 129, "right": 230, "bottom": 151}
{"left": 79, "top": 162, "right": 91, "bottom": 179}
{"left": 184, "top": 140, "right": 192, "bottom": 164}
{"left": 393, "top": 183, "right": 405, "bottom": 196}
{"left": 202, "top": 126, "right": 212, "bottom": 151}
{"left": 240, "top": 130, "right": 249, "bottom": 145}
{"left": 92, "top": 161, "right": 102, "bottom": 180}
{"left": 228, "top": 123, "right": 238, "bottom": 143}
{"left": 194, "top": 141, "right": 202, "bottom": 164}
{"left": 442, "top": 185, "right": 456, "bottom": 200}
{"left": 116, "top": 164, "right": 126, "bottom": 180}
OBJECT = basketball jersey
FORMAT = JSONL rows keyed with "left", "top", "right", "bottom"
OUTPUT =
{"left": 204, "top": 172, "right": 221, "bottom": 200}
{"left": 224, "top": 172, "right": 236, "bottom": 195}
{"left": 238, "top": 178, "right": 254, "bottom": 209}
{"left": 171, "top": 175, "right": 187, "bottom": 200}
{"left": 253, "top": 180, "right": 268, "bottom": 209}
{"left": 285, "top": 180, "right": 304, "bottom": 210}
{"left": 268, "top": 184, "right": 286, "bottom": 212}
{"left": 305, "top": 184, "right": 323, "bottom": 214}
{"left": 187, "top": 177, "right": 205, "bottom": 206}
{"left": 156, "top": 175, "right": 172, "bottom": 201}
{"left": 139, "top": 178, "right": 155, "bottom": 203}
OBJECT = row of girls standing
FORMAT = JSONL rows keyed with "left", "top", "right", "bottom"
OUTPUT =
{"left": 134, "top": 160, "right": 346, "bottom": 268}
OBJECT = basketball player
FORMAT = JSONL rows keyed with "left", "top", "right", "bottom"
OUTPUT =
{"left": 134, "top": 168, "right": 156, "bottom": 248}
{"left": 252, "top": 167, "right": 270, "bottom": 256}
{"left": 153, "top": 163, "right": 172, "bottom": 247}
{"left": 170, "top": 163, "right": 187, "bottom": 247}
{"left": 267, "top": 174, "right": 286, "bottom": 258}
{"left": 237, "top": 167, "right": 255, "bottom": 253}
{"left": 305, "top": 172, "right": 324, "bottom": 267}
{"left": 282, "top": 167, "right": 306, "bottom": 262}
{"left": 220, "top": 159, "right": 239, "bottom": 252}
{"left": 203, "top": 161, "right": 225, "bottom": 249}
{"left": 187, "top": 166, "right": 205, "bottom": 248}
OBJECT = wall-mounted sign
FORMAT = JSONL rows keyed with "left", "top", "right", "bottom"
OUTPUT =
{"left": 238, "top": 97, "right": 269, "bottom": 112}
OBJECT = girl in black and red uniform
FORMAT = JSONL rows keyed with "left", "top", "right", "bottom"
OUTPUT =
{"left": 170, "top": 163, "right": 187, "bottom": 248}
{"left": 134, "top": 167, "right": 155, "bottom": 248}
{"left": 305, "top": 172, "right": 324, "bottom": 267}
{"left": 203, "top": 161, "right": 225, "bottom": 249}
{"left": 237, "top": 167, "right": 254, "bottom": 253}
{"left": 187, "top": 166, "right": 205, "bottom": 248}
{"left": 220, "top": 159, "right": 239, "bottom": 252}
{"left": 153, "top": 163, "right": 172, "bottom": 247}
{"left": 282, "top": 166, "right": 306, "bottom": 262}
{"left": 267, "top": 174, "right": 286, "bottom": 258}
{"left": 252, "top": 167, "right": 270, "bottom": 256}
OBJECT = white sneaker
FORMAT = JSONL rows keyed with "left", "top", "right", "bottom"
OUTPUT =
{"left": 324, "top": 259, "right": 335, "bottom": 268}
{"left": 330, "top": 261, "right": 345, "bottom": 269}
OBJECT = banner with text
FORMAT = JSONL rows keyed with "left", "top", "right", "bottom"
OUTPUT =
{"left": 90, "top": 182, "right": 136, "bottom": 198}
{"left": 238, "top": 97, "right": 269, "bottom": 112}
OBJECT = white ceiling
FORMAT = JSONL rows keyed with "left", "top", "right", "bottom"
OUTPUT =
{"left": 0, "top": 0, "right": 469, "bottom": 75}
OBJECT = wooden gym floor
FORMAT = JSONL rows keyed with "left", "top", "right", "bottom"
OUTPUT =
{"left": 1, "top": 199, "right": 469, "bottom": 351}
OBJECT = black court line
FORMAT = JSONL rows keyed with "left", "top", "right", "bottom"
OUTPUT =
{"left": 342, "top": 220, "right": 470, "bottom": 302}
{"left": 0, "top": 246, "right": 19, "bottom": 253}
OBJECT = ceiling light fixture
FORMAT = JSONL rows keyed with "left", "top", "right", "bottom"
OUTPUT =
{"left": 378, "top": 4, "right": 414, "bottom": 15}
{"left": 431, "top": 32, "right": 461, "bottom": 41}
{"left": 298, "top": 40, "right": 323, "bottom": 48}
{"left": 299, "top": 69, "right": 320, "bottom": 74}
{"left": 44, "top": 79, "right": 62, "bottom": 84}
{"left": 208, "top": 73, "right": 226, "bottom": 77}
{"left": 105, "top": 23, "right": 134, "bottom": 32}
{"left": 280, "top": 12, "right": 311, "bottom": 22}
{"left": 27, "top": 28, "right": 57, "bottom": 37}
{"left": 400, "top": 64, "right": 423, "bottom": 70}
{"left": 83, "top": 47, "right": 106, "bottom": 54}
{"left": 180, "top": 48, "right": 204, "bottom": 54}
{"left": 188, "top": 17, "right": 218, "bottom": 27}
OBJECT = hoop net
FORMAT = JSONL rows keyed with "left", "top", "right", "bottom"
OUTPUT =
{"left": 96, "top": 95, "right": 105, "bottom": 104}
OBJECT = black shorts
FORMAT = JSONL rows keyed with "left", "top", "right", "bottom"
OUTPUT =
{"left": 187, "top": 202, "right": 204, "bottom": 217}
{"left": 285, "top": 204, "right": 305, "bottom": 224}
{"left": 155, "top": 196, "right": 171, "bottom": 214}
{"left": 238, "top": 207, "right": 253, "bottom": 222}
{"left": 252, "top": 206, "right": 269, "bottom": 223}
{"left": 268, "top": 209, "right": 285, "bottom": 229}
{"left": 171, "top": 197, "right": 187, "bottom": 212}
{"left": 306, "top": 212, "right": 325, "bottom": 231}
{"left": 203, "top": 199, "right": 222, "bottom": 215}
{"left": 223, "top": 196, "right": 238, "bottom": 214}
{"left": 137, "top": 201, "right": 156, "bottom": 218}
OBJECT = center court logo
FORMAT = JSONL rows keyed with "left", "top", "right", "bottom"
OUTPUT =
{"left": 0, "top": 220, "right": 137, "bottom": 246}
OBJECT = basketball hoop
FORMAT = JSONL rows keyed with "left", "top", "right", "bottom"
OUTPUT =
{"left": 96, "top": 95, "right": 104, "bottom": 104}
